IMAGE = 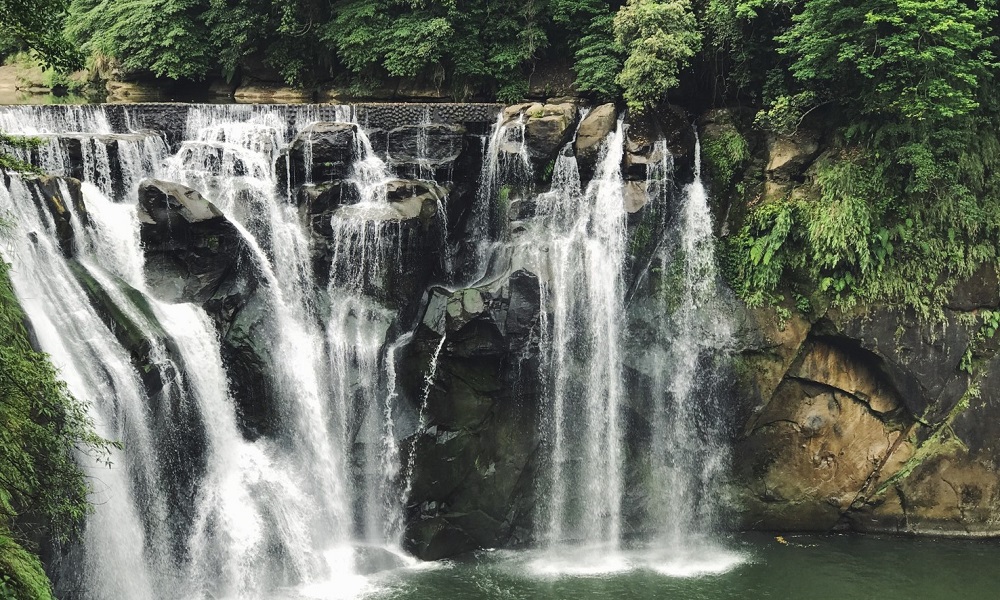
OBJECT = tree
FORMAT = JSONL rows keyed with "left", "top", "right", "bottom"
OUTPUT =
{"left": 0, "top": 0, "right": 81, "bottom": 70}
{"left": 778, "top": 0, "right": 996, "bottom": 124}
{"left": 613, "top": 0, "right": 702, "bottom": 112}
{"left": 0, "top": 259, "right": 114, "bottom": 599}
{"left": 551, "top": 0, "right": 623, "bottom": 100}
{"left": 66, "top": 0, "right": 213, "bottom": 80}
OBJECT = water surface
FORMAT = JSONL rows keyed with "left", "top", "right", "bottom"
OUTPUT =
{"left": 342, "top": 534, "right": 999, "bottom": 600}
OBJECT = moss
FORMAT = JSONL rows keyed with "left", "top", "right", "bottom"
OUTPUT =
{"left": 652, "top": 253, "right": 687, "bottom": 315}
{"left": 873, "top": 384, "right": 977, "bottom": 496}
{"left": 497, "top": 185, "right": 512, "bottom": 216}
{"left": 702, "top": 126, "right": 749, "bottom": 193}
{"left": 0, "top": 531, "right": 56, "bottom": 600}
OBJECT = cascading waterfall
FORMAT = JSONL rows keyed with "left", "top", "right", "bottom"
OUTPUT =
{"left": 0, "top": 103, "right": 427, "bottom": 598}
{"left": 467, "top": 112, "right": 532, "bottom": 281}
{"left": 506, "top": 118, "right": 628, "bottom": 572}
{"left": 0, "top": 173, "right": 163, "bottom": 599}
{"left": 0, "top": 102, "right": 745, "bottom": 596}
{"left": 635, "top": 134, "right": 743, "bottom": 575}
{"left": 160, "top": 107, "right": 360, "bottom": 593}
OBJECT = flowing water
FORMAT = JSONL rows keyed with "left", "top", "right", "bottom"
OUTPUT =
{"left": 354, "top": 534, "right": 1000, "bottom": 600}
{"left": 0, "top": 104, "right": 424, "bottom": 598}
{"left": 640, "top": 135, "right": 740, "bottom": 572}
{"left": 4, "top": 104, "right": 981, "bottom": 600}
{"left": 520, "top": 119, "right": 629, "bottom": 566}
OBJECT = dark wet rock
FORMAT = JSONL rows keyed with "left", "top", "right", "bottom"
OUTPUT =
{"left": 276, "top": 122, "right": 358, "bottom": 189}
{"left": 42, "top": 133, "right": 162, "bottom": 198}
{"left": 220, "top": 290, "right": 279, "bottom": 440}
{"left": 948, "top": 262, "right": 1000, "bottom": 311}
{"left": 400, "top": 271, "right": 542, "bottom": 560}
{"left": 24, "top": 175, "right": 88, "bottom": 257}
{"left": 386, "top": 123, "right": 466, "bottom": 179}
{"left": 826, "top": 307, "right": 972, "bottom": 421}
{"left": 296, "top": 181, "right": 360, "bottom": 239}
{"left": 137, "top": 178, "right": 277, "bottom": 440}
{"left": 66, "top": 260, "right": 208, "bottom": 530}
{"left": 138, "top": 178, "right": 253, "bottom": 305}
{"left": 502, "top": 102, "right": 578, "bottom": 179}
{"left": 322, "top": 181, "right": 443, "bottom": 316}
{"left": 67, "top": 260, "right": 173, "bottom": 400}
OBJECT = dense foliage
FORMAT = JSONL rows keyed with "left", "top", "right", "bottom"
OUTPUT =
{"left": 0, "top": 259, "right": 112, "bottom": 599}
{"left": 0, "top": 0, "right": 81, "bottom": 70}
{"left": 49, "top": 0, "right": 699, "bottom": 103}
{"left": 711, "top": 0, "right": 1000, "bottom": 316}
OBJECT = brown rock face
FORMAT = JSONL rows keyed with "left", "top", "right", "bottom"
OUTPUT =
{"left": 574, "top": 103, "right": 617, "bottom": 180}
{"left": 731, "top": 283, "right": 1000, "bottom": 538}
{"left": 736, "top": 339, "right": 913, "bottom": 530}
{"left": 765, "top": 131, "right": 820, "bottom": 184}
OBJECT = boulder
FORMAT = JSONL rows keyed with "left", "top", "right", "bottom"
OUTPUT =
{"left": 139, "top": 178, "right": 223, "bottom": 227}
{"left": 623, "top": 180, "right": 649, "bottom": 214}
{"left": 296, "top": 181, "right": 360, "bottom": 238}
{"left": 401, "top": 271, "right": 543, "bottom": 559}
{"left": 728, "top": 290, "right": 1000, "bottom": 536}
{"left": 828, "top": 307, "right": 972, "bottom": 421}
{"left": 501, "top": 102, "right": 578, "bottom": 178}
{"left": 574, "top": 103, "right": 617, "bottom": 180}
{"left": 766, "top": 130, "right": 821, "bottom": 184}
{"left": 137, "top": 178, "right": 277, "bottom": 439}
{"left": 276, "top": 122, "right": 358, "bottom": 189}
{"left": 137, "top": 179, "right": 252, "bottom": 305}
{"left": 385, "top": 178, "right": 448, "bottom": 217}
{"left": 855, "top": 352, "right": 1000, "bottom": 536}
{"left": 734, "top": 375, "right": 914, "bottom": 530}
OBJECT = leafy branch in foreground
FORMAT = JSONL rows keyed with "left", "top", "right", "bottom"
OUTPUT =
{"left": 0, "top": 134, "right": 44, "bottom": 174}
{"left": 0, "top": 259, "right": 118, "bottom": 598}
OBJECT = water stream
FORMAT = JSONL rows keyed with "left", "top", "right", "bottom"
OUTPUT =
{"left": 0, "top": 103, "right": 748, "bottom": 597}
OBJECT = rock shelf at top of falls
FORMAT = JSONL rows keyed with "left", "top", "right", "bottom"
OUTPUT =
{"left": 2, "top": 101, "right": 1000, "bottom": 600}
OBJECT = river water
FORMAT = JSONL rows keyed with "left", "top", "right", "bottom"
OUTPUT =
{"left": 345, "top": 534, "right": 998, "bottom": 600}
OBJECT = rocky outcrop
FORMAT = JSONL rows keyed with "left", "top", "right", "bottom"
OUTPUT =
{"left": 400, "top": 271, "right": 542, "bottom": 559}
{"left": 384, "top": 123, "right": 467, "bottom": 180}
{"left": 276, "top": 122, "right": 358, "bottom": 189}
{"left": 731, "top": 286, "right": 1000, "bottom": 537}
{"left": 137, "top": 178, "right": 277, "bottom": 439}
{"left": 501, "top": 102, "right": 578, "bottom": 179}
{"left": 766, "top": 130, "right": 821, "bottom": 185}
{"left": 23, "top": 175, "right": 88, "bottom": 257}
{"left": 574, "top": 103, "right": 617, "bottom": 181}
{"left": 138, "top": 179, "right": 247, "bottom": 303}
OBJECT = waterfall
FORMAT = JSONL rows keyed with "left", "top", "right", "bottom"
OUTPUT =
{"left": 467, "top": 112, "right": 532, "bottom": 281}
{"left": 638, "top": 133, "right": 742, "bottom": 576}
{"left": 0, "top": 103, "right": 427, "bottom": 598}
{"left": 499, "top": 117, "right": 629, "bottom": 572}
{"left": 0, "top": 173, "right": 163, "bottom": 599}
{"left": 0, "top": 102, "right": 744, "bottom": 594}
